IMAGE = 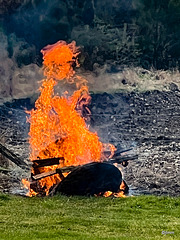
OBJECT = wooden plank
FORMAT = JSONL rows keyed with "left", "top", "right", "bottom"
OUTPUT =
{"left": 32, "top": 170, "right": 57, "bottom": 180}
{"left": 105, "top": 148, "right": 133, "bottom": 157}
{"left": 32, "top": 168, "right": 66, "bottom": 181}
{"left": 32, "top": 157, "right": 64, "bottom": 169}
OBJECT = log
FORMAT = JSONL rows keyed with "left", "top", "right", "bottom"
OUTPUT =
{"left": 32, "top": 157, "right": 64, "bottom": 169}
{"left": 0, "top": 143, "right": 28, "bottom": 169}
{"left": 54, "top": 162, "right": 122, "bottom": 196}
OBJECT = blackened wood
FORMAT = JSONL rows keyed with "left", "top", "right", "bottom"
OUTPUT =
{"left": 54, "top": 162, "right": 122, "bottom": 196}
{"left": 103, "top": 148, "right": 133, "bottom": 158}
{"left": 0, "top": 143, "right": 28, "bottom": 169}
{"left": 31, "top": 167, "right": 74, "bottom": 180}
{"left": 113, "top": 148, "right": 133, "bottom": 157}
{"left": 29, "top": 181, "right": 46, "bottom": 197}
{"left": 33, "top": 154, "right": 137, "bottom": 174}
{"left": 56, "top": 169, "right": 65, "bottom": 181}
{"left": 57, "top": 154, "right": 138, "bottom": 172}
{"left": 31, "top": 165, "right": 78, "bottom": 181}
{"left": 109, "top": 154, "right": 138, "bottom": 164}
{"left": 32, "top": 157, "right": 64, "bottom": 169}
{"left": 31, "top": 155, "right": 137, "bottom": 181}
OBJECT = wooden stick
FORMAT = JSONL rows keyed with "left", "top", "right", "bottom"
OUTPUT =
{"left": 109, "top": 154, "right": 138, "bottom": 163}
{"left": 0, "top": 143, "right": 28, "bottom": 169}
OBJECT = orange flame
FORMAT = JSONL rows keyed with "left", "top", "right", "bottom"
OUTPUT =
{"left": 22, "top": 179, "right": 38, "bottom": 197}
{"left": 103, "top": 181, "right": 127, "bottom": 198}
{"left": 22, "top": 40, "right": 125, "bottom": 197}
{"left": 23, "top": 41, "right": 109, "bottom": 196}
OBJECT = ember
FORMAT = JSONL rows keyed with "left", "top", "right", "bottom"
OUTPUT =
{"left": 23, "top": 40, "right": 131, "bottom": 197}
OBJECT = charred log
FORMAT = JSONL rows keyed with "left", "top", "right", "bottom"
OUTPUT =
{"left": 109, "top": 154, "right": 138, "bottom": 166}
{"left": 54, "top": 162, "right": 122, "bottom": 196}
{"left": 32, "top": 157, "right": 64, "bottom": 169}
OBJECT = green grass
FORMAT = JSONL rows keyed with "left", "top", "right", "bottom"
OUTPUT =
{"left": 0, "top": 194, "right": 179, "bottom": 240}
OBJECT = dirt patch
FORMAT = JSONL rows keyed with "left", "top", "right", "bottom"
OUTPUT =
{"left": 0, "top": 90, "right": 179, "bottom": 196}
{"left": 90, "top": 90, "right": 180, "bottom": 196}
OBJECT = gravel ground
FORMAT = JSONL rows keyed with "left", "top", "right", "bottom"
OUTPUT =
{"left": 0, "top": 90, "right": 179, "bottom": 196}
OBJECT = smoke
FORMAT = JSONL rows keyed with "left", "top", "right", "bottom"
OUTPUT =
{"left": 1, "top": 0, "right": 176, "bottom": 103}
{"left": 0, "top": 31, "right": 43, "bottom": 103}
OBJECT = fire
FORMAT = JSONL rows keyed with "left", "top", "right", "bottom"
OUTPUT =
{"left": 23, "top": 40, "right": 112, "bottom": 196}
{"left": 22, "top": 179, "right": 38, "bottom": 197}
{"left": 103, "top": 181, "right": 127, "bottom": 198}
{"left": 22, "top": 40, "right": 127, "bottom": 197}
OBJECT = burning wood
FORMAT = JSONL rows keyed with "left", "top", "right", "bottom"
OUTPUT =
{"left": 22, "top": 40, "right": 136, "bottom": 197}
{"left": 31, "top": 154, "right": 138, "bottom": 181}
{"left": 102, "top": 180, "right": 129, "bottom": 198}
{"left": 32, "top": 157, "right": 64, "bottom": 169}
{"left": 25, "top": 151, "right": 137, "bottom": 197}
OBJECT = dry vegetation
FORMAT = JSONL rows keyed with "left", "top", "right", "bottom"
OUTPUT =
{"left": 88, "top": 67, "right": 180, "bottom": 93}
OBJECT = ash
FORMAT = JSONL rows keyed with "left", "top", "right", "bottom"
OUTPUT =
{"left": 0, "top": 90, "right": 180, "bottom": 196}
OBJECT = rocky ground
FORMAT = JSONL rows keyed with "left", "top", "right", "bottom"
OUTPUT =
{"left": 0, "top": 90, "right": 180, "bottom": 196}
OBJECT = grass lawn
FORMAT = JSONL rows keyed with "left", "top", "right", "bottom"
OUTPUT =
{"left": 0, "top": 194, "right": 179, "bottom": 240}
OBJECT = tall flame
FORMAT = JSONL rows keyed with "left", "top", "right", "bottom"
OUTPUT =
{"left": 24, "top": 41, "right": 111, "bottom": 196}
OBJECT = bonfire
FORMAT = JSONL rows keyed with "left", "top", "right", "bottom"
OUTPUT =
{"left": 22, "top": 40, "right": 134, "bottom": 197}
